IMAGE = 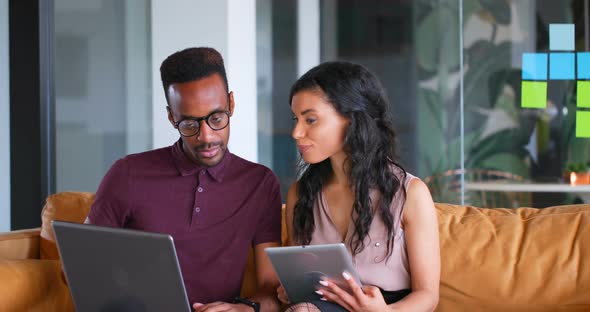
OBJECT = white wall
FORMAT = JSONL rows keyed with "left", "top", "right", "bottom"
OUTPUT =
{"left": 227, "top": 0, "right": 257, "bottom": 162}
{"left": 0, "top": 0, "right": 10, "bottom": 231}
{"left": 151, "top": 0, "right": 258, "bottom": 162}
{"left": 297, "top": 0, "right": 320, "bottom": 76}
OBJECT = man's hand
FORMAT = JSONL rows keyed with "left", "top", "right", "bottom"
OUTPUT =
{"left": 193, "top": 301, "right": 253, "bottom": 312}
{"left": 317, "top": 272, "right": 389, "bottom": 312}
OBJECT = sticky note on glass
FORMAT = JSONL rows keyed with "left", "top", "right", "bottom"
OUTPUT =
{"left": 521, "top": 81, "right": 547, "bottom": 108}
{"left": 576, "top": 111, "right": 590, "bottom": 137}
{"left": 550, "top": 53, "right": 575, "bottom": 80}
{"left": 522, "top": 53, "right": 547, "bottom": 80}
{"left": 578, "top": 81, "right": 590, "bottom": 108}
{"left": 578, "top": 52, "right": 590, "bottom": 79}
{"left": 550, "top": 24, "right": 575, "bottom": 51}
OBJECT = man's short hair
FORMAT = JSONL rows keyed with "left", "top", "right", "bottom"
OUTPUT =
{"left": 160, "top": 47, "right": 229, "bottom": 105}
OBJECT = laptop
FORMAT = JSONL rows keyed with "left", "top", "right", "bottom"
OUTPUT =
{"left": 52, "top": 221, "right": 192, "bottom": 312}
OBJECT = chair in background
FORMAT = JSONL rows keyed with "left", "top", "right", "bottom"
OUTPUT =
{"left": 424, "top": 169, "right": 532, "bottom": 208}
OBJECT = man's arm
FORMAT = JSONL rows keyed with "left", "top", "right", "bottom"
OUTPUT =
{"left": 249, "top": 241, "right": 281, "bottom": 311}
{"left": 86, "top": 158, "right": 132, "bottom": 227}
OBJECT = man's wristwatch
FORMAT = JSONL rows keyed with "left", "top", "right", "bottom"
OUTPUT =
{"left": 232, "top": 297, "right": 260, "bottom": 312}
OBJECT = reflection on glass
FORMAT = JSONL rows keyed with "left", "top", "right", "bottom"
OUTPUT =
{"left": 257, "top": 0, "right": 299, "bottom": 199}
{"left": 256, "top": 0, "right": 590, "bottom": 207}
{"left": 54, "top": 0, "right": 151, "bottom": 192}
{"left": 458, "top": 0, "right": 590, "bottom": 207}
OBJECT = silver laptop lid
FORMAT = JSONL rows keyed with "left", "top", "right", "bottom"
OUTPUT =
{"left": 52, "top": 221, "right": 191, "bottom": 312}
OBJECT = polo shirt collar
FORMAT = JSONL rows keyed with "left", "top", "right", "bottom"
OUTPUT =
{"left": 171, "top": 139, "right": 231, "bottom": 182}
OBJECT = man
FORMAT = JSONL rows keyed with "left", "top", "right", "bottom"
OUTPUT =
{"left": 86, "top": 47, "right": 282, "bottom": 312}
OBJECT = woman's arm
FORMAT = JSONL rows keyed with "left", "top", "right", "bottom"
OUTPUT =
{"left": 389, "top": 179, "right": 440, "bottom": 312}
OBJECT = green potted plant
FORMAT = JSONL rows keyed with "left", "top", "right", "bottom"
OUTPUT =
{"left": 563, "top": 162, "right": 589, "bottom": 184}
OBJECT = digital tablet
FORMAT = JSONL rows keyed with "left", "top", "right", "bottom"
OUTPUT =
{"left": 265, "top": 243, "right": 361, "bottom": 303}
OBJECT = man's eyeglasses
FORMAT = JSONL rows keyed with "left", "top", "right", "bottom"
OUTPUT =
{"left": 173, "top": 109, "right": 231, "bottom": 137}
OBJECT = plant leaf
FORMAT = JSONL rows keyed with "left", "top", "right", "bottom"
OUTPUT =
{"left": 477, "top": 153, "right": 529, "bottom": 178}
{"left": 479, "top": 0, "right": 511, "bottom": 25}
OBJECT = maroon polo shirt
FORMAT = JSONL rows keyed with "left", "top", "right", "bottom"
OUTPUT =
{"left": 87, "top": 139, "right": 282, "bottom": 304}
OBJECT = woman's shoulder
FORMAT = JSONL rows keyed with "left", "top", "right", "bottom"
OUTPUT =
{"left": 401, "top": 175, "right": 435, "bottom": 225}
{"left": 405, "top": 177, "right": 429, "bottom": 198}
{"left": 387, "top": 164, "right": 420, "bottom": 188}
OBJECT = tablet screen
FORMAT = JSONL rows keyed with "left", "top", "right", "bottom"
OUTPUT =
{"left": 266, "top": 243, "right": 361, "bottom": 303}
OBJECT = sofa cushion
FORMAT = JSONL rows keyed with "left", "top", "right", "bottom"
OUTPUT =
{"left": 0, "top": 259, "right": 74, "bottom": 312}
{"left": 436, "top": 203, "right": 590, "bottom": 311}
{"left": 40, "top": 192, "right": 95, "bottom": 260}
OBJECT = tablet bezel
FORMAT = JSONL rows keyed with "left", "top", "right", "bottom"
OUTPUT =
{"left": 265, "top": 243, "right": 361, "bottom": 303}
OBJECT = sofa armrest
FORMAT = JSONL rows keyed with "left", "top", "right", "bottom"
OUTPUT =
{"left": 0, "top": 259, "right": 74, "bottom": 312}
{"left": 0, "top": 228, "right": 41, "bottom": 260}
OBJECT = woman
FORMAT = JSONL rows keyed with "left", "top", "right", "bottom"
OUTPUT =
{"left": 278, "top": 61, "right": 440, "bottom": 312}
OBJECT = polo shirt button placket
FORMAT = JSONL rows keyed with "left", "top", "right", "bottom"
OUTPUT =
{"left": 191, "top": 172, "right": 206, "bottom": 228}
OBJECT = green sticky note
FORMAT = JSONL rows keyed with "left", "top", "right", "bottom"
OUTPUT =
{"left": 521, "top": 81, "right": 547, "bottom": 108}
{"left": 578, "top": 81, "right": 590, "bottom": 108}
{"left": 576, "top": 111, "right": 590, "bottom": 137}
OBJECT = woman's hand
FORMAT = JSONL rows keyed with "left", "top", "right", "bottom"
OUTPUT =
{"left": 317, "top": 272, "right": 389, "bottom": 312}
{"left": 277, "top": 284, "right": 290, "bottom": 304}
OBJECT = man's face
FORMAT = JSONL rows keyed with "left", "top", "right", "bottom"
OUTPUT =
{"left": 166, "top": 73, "right": 234, "bottom": 167}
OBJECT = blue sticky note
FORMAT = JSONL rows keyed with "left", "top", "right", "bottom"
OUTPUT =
{"left": 550, "top": 24, "right": 575, "bottom": 51}
{"left": 578, "top": 52, "right": 590, "bottom": 79}
{"left": 522, "top": 53, "right": 547, "bottom": 80}
{"left": 550, "top": 53, "right": 575, "bottom": 80}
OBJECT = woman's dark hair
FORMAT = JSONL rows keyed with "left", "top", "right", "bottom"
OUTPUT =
{"left": 290, "top": 61, "right": 406, "bottom": 259}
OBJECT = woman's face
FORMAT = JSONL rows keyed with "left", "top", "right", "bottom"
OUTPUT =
{"left": 291, "top": 90, "right": 350, "bottom": 164}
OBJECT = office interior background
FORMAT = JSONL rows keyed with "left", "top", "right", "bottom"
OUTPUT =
{"left": 1, "top": 0, "right": 589, "bottom": 231}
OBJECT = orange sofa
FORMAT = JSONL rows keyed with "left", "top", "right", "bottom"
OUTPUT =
{"left": 0, "top": 192, "right": 589, "bottom": 311}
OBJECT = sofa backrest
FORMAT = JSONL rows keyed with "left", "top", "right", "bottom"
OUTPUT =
{"left": 436, "top": 202, "right": 590, "bottom": 311}
{"left": 40, "top": 192, "right": 95, "bottom": 260}
{"left": 39, "top": 192, "right": 590, "bottom": 310}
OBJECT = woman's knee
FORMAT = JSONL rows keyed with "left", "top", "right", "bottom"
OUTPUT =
{"left": 285, "top": 302, "right": 322, "bottom": 312}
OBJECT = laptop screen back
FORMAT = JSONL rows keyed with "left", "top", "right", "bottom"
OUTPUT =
{"left": 53, "top": 221, "right": 191, "bottom": 312}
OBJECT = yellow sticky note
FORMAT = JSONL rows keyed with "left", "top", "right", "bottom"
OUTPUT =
{"left": 578, "top": 81, "right": 590, "bottom": 108}
{"left": 521, "top": 81, "right": 547, "bottom": 108}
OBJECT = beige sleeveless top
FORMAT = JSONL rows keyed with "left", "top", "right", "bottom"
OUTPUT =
{"left": 308, "top": 171, "right": 416, "bottom": 291}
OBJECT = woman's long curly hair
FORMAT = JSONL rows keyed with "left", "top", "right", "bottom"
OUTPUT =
{"left": 290, "top": 61, "right": 406, "bottom": 259}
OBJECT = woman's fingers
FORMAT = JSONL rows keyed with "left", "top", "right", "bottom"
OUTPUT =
{"left": 277, "top": 285, "right": 290, "bottom": 304}
{"left": 319, "top": 279, "right": 359, "bottom": 310}
{"left": 341, "top": 271, "right": 365, "bottom": 301}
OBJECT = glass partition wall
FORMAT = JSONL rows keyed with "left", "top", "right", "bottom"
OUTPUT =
{"left": 53, "top": 0, "right": 152, "bottom": 193}
{"left": 258, "top": 0, "right": 590, "bottom": 208}
{"left": 456, "top": 0, "right": 590, "bottom": 207}
{"left": 45, "top": 0, "right": 590, "bottom": 208}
